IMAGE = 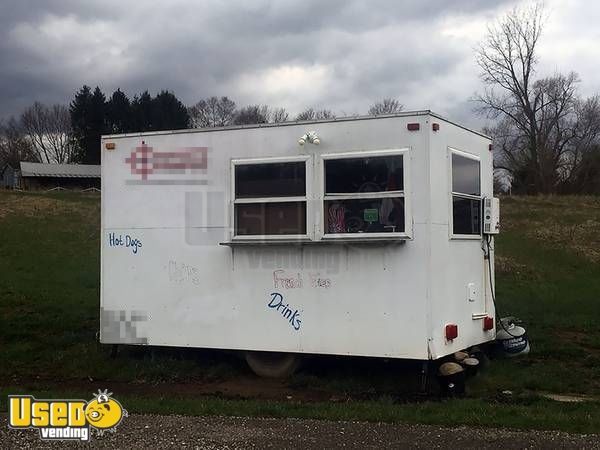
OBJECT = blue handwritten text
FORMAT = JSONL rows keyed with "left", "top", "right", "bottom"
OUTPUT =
{"left": 268, "top": 292, "right": 302, "bottom": 331}
{"left": 108, "top": 232, "right": 143, "bottom": 255}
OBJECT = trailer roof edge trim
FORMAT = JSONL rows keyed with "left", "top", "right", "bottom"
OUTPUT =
{"left": 101, "top": 110, "right": 491, "bottom": 141}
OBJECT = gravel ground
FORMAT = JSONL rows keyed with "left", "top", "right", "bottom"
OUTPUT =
{"left": 2, "top": 414, "right": 599, "bottom": 449}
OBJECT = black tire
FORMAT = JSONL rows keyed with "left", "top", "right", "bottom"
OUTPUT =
{"left": 245, "top": 351, "right": 301, "bottom": 378}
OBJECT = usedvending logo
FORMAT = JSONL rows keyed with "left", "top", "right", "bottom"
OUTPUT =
{"left": 8, "top": 389, "right": 127, "bottom": 442}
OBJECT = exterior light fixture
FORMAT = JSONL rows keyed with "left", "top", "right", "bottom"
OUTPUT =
{"left": 298, "top": 131, "right": 320, "bottom": 146}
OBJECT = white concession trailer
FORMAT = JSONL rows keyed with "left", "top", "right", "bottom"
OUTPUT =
{"left": 100, "top": 111, "right": 499, "bottom": 374}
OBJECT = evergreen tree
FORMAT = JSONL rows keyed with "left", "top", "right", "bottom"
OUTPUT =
{"left": 69, "top": 85, "right": 106, "bottom": 164}
{"left": 132, "top": 90, "right": 153, "bottom": 131}
{"left": 106, "top": 89, "right": 132, "bottom": 134}
{"left": 69, "top": 85, "right": 93, "bottom": 163}
{"left": 150, "top": 90, "right": 190, "bottom": 131}
{"left": 87, "top": 87, "right": 107, "bottom": 164}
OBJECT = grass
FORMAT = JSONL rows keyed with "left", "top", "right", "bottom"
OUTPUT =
{"left": 470, "top": 196, "right": 600, "bottom": 397}
{"left": 0, "top": 191, "right": 245, "bottom": 384}
{"left": 1, "top": 191, "right": 599, "bottom": 432}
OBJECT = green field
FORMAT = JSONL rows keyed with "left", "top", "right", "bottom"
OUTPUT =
{"left": 1, "top": 191, "right": 599, "bottom": 432}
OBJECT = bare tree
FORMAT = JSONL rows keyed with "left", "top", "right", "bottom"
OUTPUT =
{"left": 0, "top": 117, "right": 38, "bottom": 168}
{"left": 368, "top": 98, "right": 403, "bottom": 115}
{"left": 474, "top": 4, "right": 600, "bottom": 193}
{"left": 567, "top": 142, "right": 600, "bottom": 193}
{"left": 493, "top": 171, "right": 508, "bottom": 195}
{"left": 189, "top": 96, "right": 237, "bottom": 128}
{"left": 559, "top": 95, "right": 600, "bottom": 192}
{"left": 271, "top": 107, "right": 289, "bottom": 123}
{"left": 295, "top": 108, "right": 335, "bottom": 121}
{"left": 233, "top": 105, "right": 271, "bottom": 125}
{"left": 21, "top": 102, "right": 76, "bottom": 163}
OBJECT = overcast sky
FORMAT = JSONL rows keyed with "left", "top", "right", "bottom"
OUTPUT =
{"left": 0, "top": 0, "right": 598, "bottom": 129}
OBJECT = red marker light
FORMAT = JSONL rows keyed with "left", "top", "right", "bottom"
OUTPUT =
{"left": 483, "top": 316, "right": 494, "bottom": 331}
{"left": 407, "top": 123, "right": 420, "bottom": 131}
{"left": 445, "top": 324, "right": 458, "bottom": 340}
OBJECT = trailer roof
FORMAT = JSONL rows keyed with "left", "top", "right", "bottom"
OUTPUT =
{"left": 102, "top": 110, "right": 491, "bottom": 141}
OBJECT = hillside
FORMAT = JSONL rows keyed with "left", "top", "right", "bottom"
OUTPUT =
{"left": 480, "top": 196, "right": 600, "bottom": 396}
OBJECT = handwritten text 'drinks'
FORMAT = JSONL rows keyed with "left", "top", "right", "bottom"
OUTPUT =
{"left": 268, "top": 292, "right": 301, "bottom": 331}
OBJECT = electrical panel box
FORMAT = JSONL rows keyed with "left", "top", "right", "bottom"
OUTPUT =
{"left": 483, "top": 197, "right": 500, "bottom": 234}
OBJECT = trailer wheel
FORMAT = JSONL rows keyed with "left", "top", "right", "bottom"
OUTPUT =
{"left": 245, "top": 351, "right": 301, "bottom": 378}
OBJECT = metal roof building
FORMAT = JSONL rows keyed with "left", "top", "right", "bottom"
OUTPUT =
{"left": 1, "top": 163, "right": 20, "bottom": 189}
{"left": 20, "top": 162, "right": 100, "bottom": 178}
{"left": 19, "top": 162, "right": 101, "bottom": 190}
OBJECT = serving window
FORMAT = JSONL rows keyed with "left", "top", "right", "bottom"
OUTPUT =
{"left": 322, "top": 149, "right": 410, "bottom": 238}
{"left": 232, "top": 157, "right": 309, "bottom": 238}
{"left": 450, "top": 149, "right": 481, "bottom": 237}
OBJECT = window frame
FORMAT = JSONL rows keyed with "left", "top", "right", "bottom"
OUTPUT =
{"left": 318, "top": 148, "right": 412, "bottom": 240}
{"left": 230, "top": 155, "right": 312, "bottom": 241}
{"left": 448, "top": 147, "right": 482, "bottom": 240}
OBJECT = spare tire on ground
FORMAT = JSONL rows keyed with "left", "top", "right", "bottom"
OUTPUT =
{"left": 245, "top": 351, "right": 302, "bottom": 378}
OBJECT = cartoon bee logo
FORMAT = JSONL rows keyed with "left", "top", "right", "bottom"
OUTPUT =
{"left": 84, "top": 390, "right": 127, "bottom": 434}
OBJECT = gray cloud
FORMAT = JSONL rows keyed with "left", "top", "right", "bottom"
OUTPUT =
{"left": 3, "top": 0, "right": 594, "bottom": 131}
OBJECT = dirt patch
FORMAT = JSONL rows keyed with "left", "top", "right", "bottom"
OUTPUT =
{"left": 531, "top": 220, "right": 600, "bottom": 262}
{"left": 4, "top": 376, "right": 334, "bottom": 403}
{"left": 554, "top": 330, "right": 600, "bottom": 358}
{"left": 499, "top": 195, "right": 600, "bottom": 263}
{"left": 542, "top": 393, "right": 595, "bottom": 403}
{"left": 495, "top": 255, "right": 537, "bottom": 278}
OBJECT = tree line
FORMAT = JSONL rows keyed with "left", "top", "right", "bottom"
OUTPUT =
{"left": 2, "top": 4, "right": 600, "bottom": 194}
{"left": 0, "top": 90, "right": 402, "bottom": 168}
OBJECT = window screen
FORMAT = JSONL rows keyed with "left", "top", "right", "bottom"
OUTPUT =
{"left": 235, "top": 162, "right": 305, "bottom": 198}
{"left": 236, "top": 202, "right": 306, "bottom": 235}
{"left": 325, "top": 198, "right": 405, "bottom": 234}
{"left": 324, "top": 154, "right": 406, "bottom": 235}
{"left": 325, "top": 155, "right": 403, "bottom": 194}
{"left": 452, "top": 197, "right": 481, "bottom": 235}
{"left": 451, "top": 153, "right": 481, "bottom": 236}
{"left": 452, "top": 154, "right": 480, "bottom": 196}
{"left": 233, "top": 160, "right": 307, "bottom": 236}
